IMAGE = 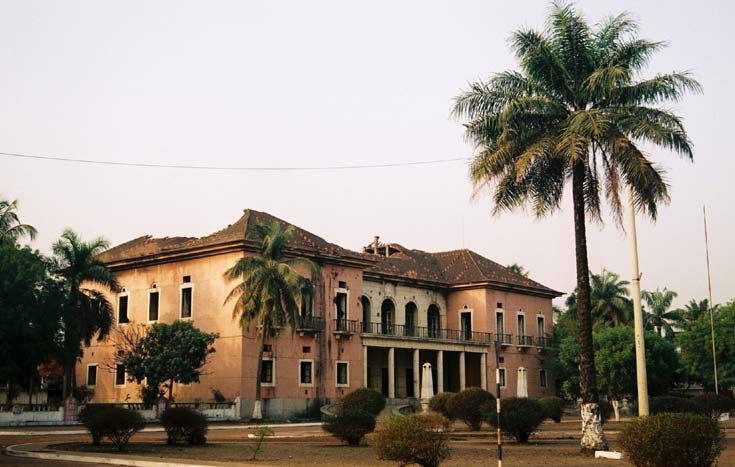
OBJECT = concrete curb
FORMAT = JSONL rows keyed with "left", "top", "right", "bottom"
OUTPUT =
{"left": 5, "top": 442, "right": 274, "bottom": 467}
{"left": 0, "top": 421, "right": 323, "bottom": 436}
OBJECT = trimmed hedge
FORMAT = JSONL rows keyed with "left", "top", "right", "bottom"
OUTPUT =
{"left": 447, "top": 388, "right": 494, "bottom": 431}
{"left": 428, "top": 392, "right": 456, "bottom": 420}
{"left": 649, "top": 396, "right": 701, "bottom": 415}
{"left": 486, "top": 398, "right": 546, "bottom": 443}
{"left": 693, "top": 393, "right": 735, "bottom": 418}
{"left": 323, "top": 409, "right": 376, "bottom": 446}
{"left": 80, "top": 406, "right": 144, "bottom": 451}
{"left": 374, "top": 413, "right": 452, "bottom": 467}
{"left": 619, "top": 413, "right": 724, "bottom": 467}
{"left": 339, "top": 388, "right": 386, "bottom": 416}
{"left": 160, "top": 406, "right": 208, "bottom": 445}
{"left": 78, "top": 405, "right": 108, "bottom": 446}
{"left": 537, "top": 396, "right": 564, "bottom": 423}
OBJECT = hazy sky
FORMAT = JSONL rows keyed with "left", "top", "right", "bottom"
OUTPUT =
{"left": 2, "top": 0, "right": 733, "bottom": 308}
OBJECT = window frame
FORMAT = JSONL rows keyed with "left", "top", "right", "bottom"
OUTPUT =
{"left": 540, "top": 369, "right": 548, "bottom": 388}
{"left": 336, "top": 360, "right": 349, "bottom": 387}
{"left": 495, "top": 310, "right": 504, "bottom": 334}
{"left": 180, "top": 283, "right": 194, "bottom": 319}
{"left": 117, "top": 292, "right": 130, "bottom": 325}
{"left": 299, "top": 359, "right": 314, "bottom": 387}
{"left": 147, "top": 287, "right": 160, "bottom": 323}
{"left": 261, "top": 357, "right": 275, "bottom": 387}
{"left": 86, "top": 364, "right": 98, "bottom": 387}
{"left": 516, "top": 310, "right": 526, "bottom": 337}
{"left": 497, "top": 367, "right": 507, "bottom": 388}
{"left": 114, "top": 364, "right": 127, "bottom": 387}
{"left": 334, "top": 287, "right": 349, "bottom": 321}
{"left": 536, "top": 314, "right": 545, "bottom": 337}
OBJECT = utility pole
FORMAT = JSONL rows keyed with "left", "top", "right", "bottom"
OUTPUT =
{"left": 703, "top": 206, "right": 719, "bottom": 394}
{"left": 628, "top": 188, "right": 649, "bottom": 416}
{"left": 494, "top": 340, "right": 503, "bottom": 467}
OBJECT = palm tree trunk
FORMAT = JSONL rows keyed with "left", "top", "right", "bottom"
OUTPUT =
{"left": 252, "top": 331, "right": 265, "bottom": 421}
{"left": 572, "top": 161, "right": 608, "bottom": 452}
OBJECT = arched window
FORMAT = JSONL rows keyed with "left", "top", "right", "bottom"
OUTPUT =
{"left": 404, "top": 302, "right": 417, "bottom": 336}
{"left": 361, "top": 296, "right": 371, "bottom": 332}
{"left": 381, "top": 299, "right": 395, "bottom": 335}
{"left": 427, "top": 304, "right": 441, "bottom": 338}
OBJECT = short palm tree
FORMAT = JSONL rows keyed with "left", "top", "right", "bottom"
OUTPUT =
{"left": 675, "top": 298, "right": 714, "bottom": 330}
{"left": 452, "top": 2, "right": 699, "bottom": 450}
{"left": 52, "top": 229, "right": 119, "bottom": 398}
{"left": 642, "top": 288, "right": 680, "bottom": 339}
{"left": 224, "top": 222, "right": 320, "bottom": 420}
{"left": 590, "top": 269, "right": 631, "bottom": 326}
{"left": 0, "top": 198, "right": 37, "bottom": 243}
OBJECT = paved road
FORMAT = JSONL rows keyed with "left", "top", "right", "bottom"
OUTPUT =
{"left": 0, "top": 453, "right": 110, "bottom": 466}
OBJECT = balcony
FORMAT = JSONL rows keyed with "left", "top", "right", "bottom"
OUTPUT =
{"left": 296, "top": 316, "right": 324, "bottom": 335}
{"left": 333, "top": 319, "right": 360, "bottom": 337}
{"left": 361, "top": 322, "right": 493, "bottom": 345}
{"left": 517, "top": 335, "right": 534, "bottom": 348}
{"left": 494, "top": 333, "right": 513, "bottom": 346}
{"left": 536, "top": 335, "right": 556, "bottom": 349}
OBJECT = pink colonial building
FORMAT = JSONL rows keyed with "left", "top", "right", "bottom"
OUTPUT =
{"left": 76, "top": 209, "right": 562, "bottom": 418}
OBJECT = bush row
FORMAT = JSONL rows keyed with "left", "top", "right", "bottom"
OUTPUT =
{"left": 650, "top": 394, "right": 734, "bottom": 418}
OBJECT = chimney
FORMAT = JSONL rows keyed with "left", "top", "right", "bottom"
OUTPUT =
{"left": 373, "top": 236, "right": 380, "bottom": 255}
{"left": 385, "top": 244, "right": 390, "bottom": 257}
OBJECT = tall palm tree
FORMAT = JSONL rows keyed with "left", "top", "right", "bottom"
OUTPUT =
{"left": 452, "top": 2, "right": 699, "bottom": 450}
{"left": 224, "top": 222, "right": 320, "bottom": 420}
{"left": 506, "top": 263, "right": 530, "bottom": 277}
{"left": 675, "top": 298, "right": 714, "bottom": 330}
{"left": 52, "top": 229, "right": 118, "bottom": 398}
{"left": 642, "top": 288, "right": 679, "bottom": 339}
{"left": 590, "top": 269, "right": 631, "bottom": 326}
{"left": 0, "top": 198, "right": 37, "bottom": 243}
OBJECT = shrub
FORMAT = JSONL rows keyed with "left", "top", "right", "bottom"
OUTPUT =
{"left": 486, "top": 398, "right": 546, "bottom": 443}
{"left": 428, "top": 392, "right": 456, "bottom": 420}
{"left": 140, "top": 384, "right": 163, "bottom": 407}
{"left": 693, "top": 393, "right": 735, "bottom": 418}
{"left": 374, "top": 413, "right": 452, "bottom": 467}
{"left": 619, "top": 413, "right": 724, "bottom": 467}
{"left": 598, "top": 399, "right": 613, "bottom": 424}
{"left": 339, "top": 388, "right": 385, "bottom": 416}
{"left": 446, "top": 387, "right": 494, "bottom": 431}
{"left": 323, "top": 409, "right": 376, "bottom": 446}
{"left": 94, "top": 406, "right": 145, "bottom": 451}
{"left": 247, "top": 425, "right": 274, "bottom": 460}
{"left": 79, "top": 405, "right": 109, "bottom": 446}
{"left": 160, "top": 406, "right": 208, "bottom": 445}
{"left": 211, "top": 388, "right": 226, "bottom": 404}
{"left": 72, "top": 385, "right": 95, "bottom": 404}
{"left": 649, "top": 396, "right": 701, "bottom": 415}
{"left": 537, "top": 396, "right": 564, "bottom": 423}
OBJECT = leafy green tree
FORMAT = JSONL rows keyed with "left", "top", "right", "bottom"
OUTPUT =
{"left": 52, "top": 229, "right": 119, "bottom": 398}
{"left": 452, "top": 2, "right": 699, "bottom": 449}
{"left": 594, "top": 326, "right": 680, "bottom": 420}
{"left": 506, "top": 263, "right": 529, "bottom": 277}
{"left": 642, "top": 288, "right": 679, "bottom": 338}
{"left": 0, "top": 198, "right": 37, "bottom": 243}
{"left": 0, "top": 242, "right": 64, "bottom": 402}
{"left": 117, "top": 321, "right": 218, "bottom": 400}
{"left": 677, "top": 301, "right": 735, "bottom": 391}
{"left": 224, "top": 222, "right": 320, "bottom": 420}
{"left": 675, "top": 298, "right": 715, "bottom": 330}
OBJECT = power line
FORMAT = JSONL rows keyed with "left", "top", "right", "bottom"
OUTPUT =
{"left": 0, "top": 151, "right": 470, "bottom": 171}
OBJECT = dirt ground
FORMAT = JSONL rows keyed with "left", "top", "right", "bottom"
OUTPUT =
{"left": 44, "top": 419, "right": 734, "bottom": 467}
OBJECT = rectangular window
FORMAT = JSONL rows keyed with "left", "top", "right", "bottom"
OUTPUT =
{"left": 148, "top": 291, "right": 159, "bottom": 321}
{"left": 300, "top": 360, "right": 313, "bottom": 386}
{"left": 118, "top": 295, "right": 129, "bottom": 324}
{"left": 115, "top": 364, "right": 126, "bottom": 386}
{"left": 336, "top": 361, "right": 349, "bottom": 386}
{"left": 181, "top": 286, "right": 193, "bottom": 318}
{"left": 496, "top": 311, "right": 504, "bottom": 334}
{"left": 87, "top": 365, "right": 97, "bottom": 387}
{"left": 261, "top": 359, "right": 274, "bottom": 386}
{"left": 263, "top": 344, "right": 272, "bottom": 352}
{"left": 517, "top": 313, "right": 525, "bottom": 336}
{"left": 302, "top": 346, "right": 311, "bottom": 354}
{"left": 497, "top": 368, "right": 506, "bottom": 388}
{"left": 335, "top": 292, "right": 347, "bottom": 321}
{"left": 537, "top": 316, "right": 545, "bottom": 337}
{"left": 540, "top": 369, "right": 548, "bottom": 388}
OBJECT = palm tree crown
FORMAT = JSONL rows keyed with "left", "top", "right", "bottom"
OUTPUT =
{"left": 642, "top": 287, "right": 680, "bottom": 338}
{"left": 590, "top": 269, "right": 631, "bottom": 326}
{"left": 0, "top": 198, "right": 38, "bottom": 243}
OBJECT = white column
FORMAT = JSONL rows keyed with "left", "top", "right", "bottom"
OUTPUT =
{"left": 413, "top": 349, "right": 420, "bottom": 399}
{"left": 388, "top": 347, "right": 395, "bottom": 399}
{"left": 459, "top": 351, "right": 466, "bottom": 391}
{"left": 363, "top": 345, "right": 369, "bottom": 388}
{"left": 437, "top": 350, "right": 444, "bottom": 393}
{"left": 480, "top": 353, "right": 487, "bottom": 391}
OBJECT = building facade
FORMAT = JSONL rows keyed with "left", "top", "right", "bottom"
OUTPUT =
{"left": 76, "top": 209, "right": 561, "bottom": 418}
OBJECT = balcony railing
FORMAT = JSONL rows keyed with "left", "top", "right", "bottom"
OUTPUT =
{"left": 333, "top": 319, "right": 360, "bottom": 334}
{"left": 517, "top": 335, "right": 534, "bottom": 346}
{"left": 494, "top": 333, "right": 513, "bottom": 345}
{"left": 536, "top": 335, "right": 556, "bottom": 348}
{"left": 361, "top": 322, "right": 493, "bottom": 345}
{"left": 297, "top": 316, "right": 325, "bottom": 331}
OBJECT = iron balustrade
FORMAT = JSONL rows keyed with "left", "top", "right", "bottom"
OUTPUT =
{"left": 333, "top": 319, "right": 360, "bottom": 333}
{"left": 361, "top": 322, "right": 493, "bottom": 344}
{"left": 494, "top": 333, "right": 513, "bottom": 345}
{"left": 517, "top": 335, "right": 535, "bottom": 346}
{"left": 297, "top": 316, "right": 325, "bottom": 331}
{"left": 536, "top": 335, "right": 556, "bottom": 348}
